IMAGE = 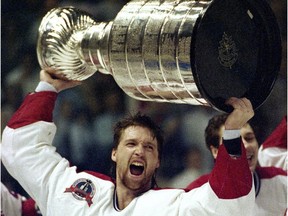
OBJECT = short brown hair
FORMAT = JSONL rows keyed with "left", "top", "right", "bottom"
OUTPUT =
{"left": 113, "top": 112, "right": 164, "bottom": 161}
{"left": 205, "top": 114, "right": 228, "bottom": 150}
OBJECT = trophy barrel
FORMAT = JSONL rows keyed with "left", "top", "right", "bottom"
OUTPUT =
{"left": 109, "top": 0, "right": 281, "bottom": 112}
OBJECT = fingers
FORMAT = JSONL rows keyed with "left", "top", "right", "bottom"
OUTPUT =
{"left": 39, "top": 70, "right": 82, "bottom": 92}
{"left": 40, "top": 69, "right": 52, "bottom": 82}
{"left": 58, "top": 80, "right": 82, "bottom": 92}
{"left": 225, "top": 97, "right": 253, "bottom": 112}
{"left": 224, "top": 97, "right": 254, "bottom": 130}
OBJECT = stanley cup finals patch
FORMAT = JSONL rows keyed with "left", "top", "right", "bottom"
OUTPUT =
{"left": 65, "top": 178, "right": 96, "bottom": 207}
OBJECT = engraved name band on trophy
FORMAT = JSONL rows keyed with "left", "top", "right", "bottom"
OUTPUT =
{"left": 37, "top": 0, "right": 281, "bottom": 112}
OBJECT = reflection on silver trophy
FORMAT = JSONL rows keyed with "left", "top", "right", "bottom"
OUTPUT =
{"left": 37, "top": 0, "right": 281, "bottom": 112}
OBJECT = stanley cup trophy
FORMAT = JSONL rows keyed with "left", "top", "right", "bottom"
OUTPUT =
{"left": 37, "top": 0, "right": 281, "bottom": 112}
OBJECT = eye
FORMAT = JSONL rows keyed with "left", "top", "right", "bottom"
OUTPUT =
{"left": 244, "top": 134, "right": 256, "bottom": 143}
{"left": 145, "top": 144, "right": 154, "bottom": 151}
{"left": 126, "top": 142, "right": 136, "bottom": 147}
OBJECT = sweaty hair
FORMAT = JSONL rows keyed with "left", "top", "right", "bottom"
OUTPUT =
{"left": 113, "top": 112, "right": 164, "bottom": 161}
{"left": 205, "top": 114, "right": 228, "bottom": 150}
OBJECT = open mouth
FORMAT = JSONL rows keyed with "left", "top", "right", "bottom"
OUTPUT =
{"left": 247, "top": 155, "right": 254, "bottom": 165}
{"left": 247, "top": 155, "right": 253, "bottom": 161}
{"left": 130, "top": 162, "right": 144, "bottom": 176}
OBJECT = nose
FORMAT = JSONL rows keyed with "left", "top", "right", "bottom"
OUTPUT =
{"left": 242, "top": 138, "right": 252, "bottom": 151}
{"left": 134, "top": 145, "right": 144, "bottom": 156}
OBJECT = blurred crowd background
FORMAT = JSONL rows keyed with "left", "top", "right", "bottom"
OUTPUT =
{"left": 1, "top": 0, "right": 287, "bottom": 197}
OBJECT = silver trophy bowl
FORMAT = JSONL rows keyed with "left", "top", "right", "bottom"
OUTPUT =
{"left": 37, "top": 0, "right": 281, "bottom": 112}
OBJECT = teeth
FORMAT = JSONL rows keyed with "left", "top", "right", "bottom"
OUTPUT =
{"left": 132, "top": 162, "right": 144, "bottom": 167}
{"left": 247, "top": 155, "right": 252, "bottom": 160}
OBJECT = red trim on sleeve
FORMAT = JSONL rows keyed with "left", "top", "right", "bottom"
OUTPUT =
{"left": 261, "top": 116, "right": 287, "bottom": 150}
{"left": 209, "top": 143, "right": 252, "bottom": 199}
{"left": 256, "top": 166, "right": 287, "bottom": 179}
{"left": 7, "top": 92, "right": 57, "bottom": 129}
{"left": 84, "top": 170, "right": 116, "bottom": 184}
{"left": 185, "top": 174, "right": 210, "bottom": 192}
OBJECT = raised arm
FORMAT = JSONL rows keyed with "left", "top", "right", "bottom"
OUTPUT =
{"left": 1, "top": 70, "right": 81, "bottom": 214}
{"left": 209, "top": 97, "right": 255, "bottom": 198}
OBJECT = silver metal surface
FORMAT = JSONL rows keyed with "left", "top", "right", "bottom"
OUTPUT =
{"left": 37, "top": 7, "right": 99, "bottom": 81}
{"left": 37, "top": 0, "right": 211, "bottom": 106}
{"left": 37, "top": 0, "right": 280, "bottom": 110}
{"left": 109, "top": 0, "right": 210, "bottom": 105}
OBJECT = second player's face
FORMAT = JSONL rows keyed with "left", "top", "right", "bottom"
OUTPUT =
{"left": 240, "top": 124, "right": 259, "bottom": 172}
{"left": 215, "top": 124, "right": 259, "bottom": 172}
{"left": 111, "top": 126, "right": 160, "bottom": 193}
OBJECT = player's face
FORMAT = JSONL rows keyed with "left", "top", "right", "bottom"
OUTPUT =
{"left": 111, "top": 126, "right": 160, "bottom": 193}
{"left": 214, "top": 124, "right": 259, "bottom": 172}
{"left": 240, "top": 124, "right": 259, "bottom": 172}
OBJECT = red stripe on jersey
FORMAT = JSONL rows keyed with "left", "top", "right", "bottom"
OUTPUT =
{"left": 7, "top": 92, "right": 57, "bottom": 129}
{"left": 84, "top": 170, "right": 116, "bottom": 184}
{"left": 185, "top": 174, "right": 210, "bottom": 191}
{"left": 261, "top": 116, "right": 287, "bottom": 150}
{"left": 256, "top": 166, "right": 287, "bottom": 179}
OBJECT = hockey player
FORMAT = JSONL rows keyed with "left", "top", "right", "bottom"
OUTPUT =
{"left": 2, "top": 70, "right": 255, "bottom": 215}
{"left": 187, "top": 114, "right": 287, "bottom": 215}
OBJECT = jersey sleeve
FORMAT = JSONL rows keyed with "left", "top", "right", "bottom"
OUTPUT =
{"left": 1, "top": 91, "right": 71, "bottom": 215}
{"left": 209, "top": 140, "right": 253, "bottom": 198}
{"left": 181, "top": 140, "right": 255, "bottom": 215}
{"left": 258, "top": 116, "right": 287, "bottom": 170}
{"left": 186, "top": 140, "right": 253, "bottom": 198}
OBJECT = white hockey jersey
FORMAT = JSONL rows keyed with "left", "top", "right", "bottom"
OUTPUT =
{"left": 2, "top": 91, "right": 255, "bottom": 216}
{"left": 258, "top": 116, "right": 287, "bottom": 170}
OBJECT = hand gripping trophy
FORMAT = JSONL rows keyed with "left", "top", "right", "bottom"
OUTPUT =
{"left": 37, "top": 0, "right": 281, "bottom": 112}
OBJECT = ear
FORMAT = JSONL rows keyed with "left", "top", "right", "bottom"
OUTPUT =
{"left": 156, "top": 159, "right": 160, "bottom": 169}
{"left": 111, "top": 148, "right": 117, "bottom": 162}
{"left": 210, "top": 145, "right": 219, "bottom": 159}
